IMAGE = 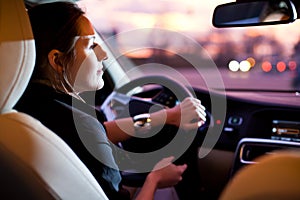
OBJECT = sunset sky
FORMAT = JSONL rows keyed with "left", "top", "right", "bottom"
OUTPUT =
{"left": 77, "top": 0, "right": 300, "bottom": 57}
{"left": 78, "top": 0, "right": 229, "bottom": 33}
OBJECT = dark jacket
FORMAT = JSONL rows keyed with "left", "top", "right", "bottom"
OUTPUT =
{"left": 15, "top": 82, "right": 130, "bottom": 200}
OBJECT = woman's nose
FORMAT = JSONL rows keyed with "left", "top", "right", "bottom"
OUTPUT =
{"left": 94, "top": 45, "right": 107, "bottom": 61}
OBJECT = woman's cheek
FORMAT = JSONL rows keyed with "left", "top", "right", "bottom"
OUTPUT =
{"left": 74, "top": 53, "right": 99, "bottom": 92}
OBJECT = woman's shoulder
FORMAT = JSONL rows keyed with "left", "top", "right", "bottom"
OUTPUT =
{"left": 17, "top": 82, "right": 58, "bottom": 104}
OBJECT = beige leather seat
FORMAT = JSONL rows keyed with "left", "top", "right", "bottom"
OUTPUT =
{"left": 0, "top": 0, "right": 108, "bottom": 199}
{"left": 219, "top": 150, "right": 300, "bottom": 200}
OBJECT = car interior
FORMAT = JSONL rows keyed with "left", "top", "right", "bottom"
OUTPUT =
{"left": 0, "top": 0, "right": 108, "bottom": 199}
{"left": 1, "top": 0, "right": 300, "bottom": 199}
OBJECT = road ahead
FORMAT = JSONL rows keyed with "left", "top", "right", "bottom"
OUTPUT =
{"left": 140, "top": 66, "right": 297, "bottom": 91}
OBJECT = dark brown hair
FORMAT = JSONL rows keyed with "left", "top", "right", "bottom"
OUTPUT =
{"left": 28, "top": 1, "right": 85, "bottom": 91}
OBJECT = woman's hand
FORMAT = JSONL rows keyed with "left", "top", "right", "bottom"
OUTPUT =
{"left": 166, "top": 97, "right": 206, "bottom": 131}
{"left": 149, "top": 156, "right": 187, "bottom": 188}
{"left": 135, "top": 156, "right": 187, "bottom": 200}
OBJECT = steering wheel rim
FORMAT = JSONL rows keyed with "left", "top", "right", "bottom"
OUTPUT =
{"left": 115, "top": 75, "right": 195, "bottom": 101}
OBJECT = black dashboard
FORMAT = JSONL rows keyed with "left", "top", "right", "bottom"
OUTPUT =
{"left": 192, "top": 88, "right": 300, "bottom": 198}
{"left": 195, "top": 89, "right": 300, "bottom": 151}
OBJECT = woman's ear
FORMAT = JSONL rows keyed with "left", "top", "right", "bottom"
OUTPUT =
{"left": 48, "top": 49, "right": 63, "bottom": 74}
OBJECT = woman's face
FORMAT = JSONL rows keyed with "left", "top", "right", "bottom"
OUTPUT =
{"left": 69, "top": 15, "right": 107, "bottom": 93}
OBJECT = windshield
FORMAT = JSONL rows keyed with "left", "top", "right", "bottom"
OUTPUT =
{"left": 77, "top": 0, "right": 300, "bottom": 92}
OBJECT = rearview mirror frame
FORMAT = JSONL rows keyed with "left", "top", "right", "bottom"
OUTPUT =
{"left": 213, "top": 0, "right": 297, "bottom": 28}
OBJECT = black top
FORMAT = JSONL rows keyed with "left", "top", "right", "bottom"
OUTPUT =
{"left": 15, "top": 82, "right": 130, "bottom": 200}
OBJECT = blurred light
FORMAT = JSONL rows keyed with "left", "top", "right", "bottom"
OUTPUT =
{"left": 246, "top": 57, "right": 256, "bottom": 67}
{"left": 228, "top": 60, "right": 239, "bottom": 72}
{"left": 216, "top": 119, "right": 221, "bottom": 125}
{"left": 262, "top": 61, "right": 272, "bottom": 72}
{"left": 288, "top": 61, "right": 297, "bottom": 71}
{"left": 240, "top": 60, "right": 251, "bottom": 72}
{"left": 125, "top": 49, "right": 153, "bottom": 59}
{"left": 276, "top": 61, "right": 286, "bottom": 72}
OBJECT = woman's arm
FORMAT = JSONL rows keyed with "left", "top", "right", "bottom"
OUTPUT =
{"left": 104, "top": 97, "right": 206, "bottom": 144}
{"left": 103, "top": 109, "right": 168, "bottom": 144}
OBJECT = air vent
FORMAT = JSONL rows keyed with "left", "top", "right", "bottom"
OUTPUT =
{"left": 230, "top": 138, "right": 300, "bottom": 177}
{"left": 238, "top": 138, "right": 300, "bottom": 164}
{"left": 240, "top": 143, "right": 280, "bottom": 164}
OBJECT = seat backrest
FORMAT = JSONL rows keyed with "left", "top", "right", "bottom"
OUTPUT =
{"left": 0, "top": 0, "right": 108, "bottom": 199}
{"left": 219, "top": 150, "right": 300, "bottom": 200}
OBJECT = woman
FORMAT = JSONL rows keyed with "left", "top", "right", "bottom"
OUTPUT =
{"left": 16, "top": 2, "right": 206, "bottom": 200}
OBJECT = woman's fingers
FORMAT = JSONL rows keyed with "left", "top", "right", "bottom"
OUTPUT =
{"left": 181, "top": 97, "right": 206, "bottom": 121}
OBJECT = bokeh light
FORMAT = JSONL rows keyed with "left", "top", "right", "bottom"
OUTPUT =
{"left": 276, "top": 61, "right": 286, "bottom": 72}
{"left": 228, "top": 60, "right": 239, "bottom": 72}
{"left": 262, "top": 61, "right": 272, "bottom": 72}
{"left": 288, "top": 61, "right": 297, "bottom": 71}
{"left": 246, "top": 57, "right": 256, "bottom": 67}
{"left": 240, "top": 60, "right": 251, "bottom": 72}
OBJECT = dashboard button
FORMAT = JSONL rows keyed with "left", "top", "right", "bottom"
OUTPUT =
{"left": 228, "top": 116, "right": 243, "bottom": 125}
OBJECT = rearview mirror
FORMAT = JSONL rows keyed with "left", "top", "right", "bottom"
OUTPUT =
{"left": 213, "top": 0, "right": 297, "bottom": 28}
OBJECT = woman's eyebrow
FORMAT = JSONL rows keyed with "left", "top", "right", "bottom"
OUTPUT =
{"left": 80, "top": 35, "right": 96, "bottom": 40}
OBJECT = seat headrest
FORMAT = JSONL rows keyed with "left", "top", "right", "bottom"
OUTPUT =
{"left": 0, "top": 0, "right": 35, "bottom": 114}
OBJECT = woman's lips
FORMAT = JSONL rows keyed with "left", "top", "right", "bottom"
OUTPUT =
{"left": 97, "top": 69, "right": 103, "bottom": 76}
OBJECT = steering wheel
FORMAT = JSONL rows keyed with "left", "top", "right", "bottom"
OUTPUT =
{"left": 114, "top": 75, "right": 207, "bottom": 152}
{"left": 113, "top": 75, "right": 193, "bottom": 184}
{"left": 111, "top": 75, "right": 211, "bottom": 186}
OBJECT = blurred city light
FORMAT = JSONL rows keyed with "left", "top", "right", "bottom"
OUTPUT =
{"left": 240, "top": 60, "right": 251, "bottom": 72}
{"left": 276, "top": 61, "right": 286, "bottom": 72}
{"left": 246, "top": 57, "right": 256, "bottom": 67}
{"left": 288, "top": 61, "right": 297, "bottom": 71}
{"left": 262, "top": 61, "right": 272, "bottom": 72}
{"left": 228, "top": 60, "right": 239, "bottom": 72}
